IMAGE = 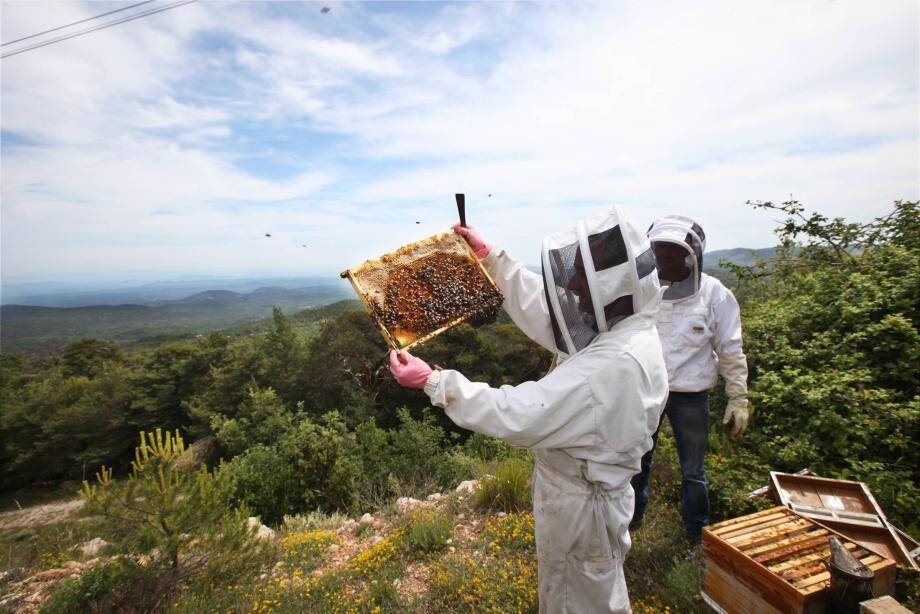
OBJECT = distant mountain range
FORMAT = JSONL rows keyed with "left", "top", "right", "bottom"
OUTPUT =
{"left": 704, "top": 247, "right": 776, "bottom": 272}
{"left": 1, "top": 276, "right": 348, "bottom": 307}
{"left": 1, "top": 284, "right": 352, "bottom": 355}
{"left": 0, "top": 248, "right": 777, "bottom": 356}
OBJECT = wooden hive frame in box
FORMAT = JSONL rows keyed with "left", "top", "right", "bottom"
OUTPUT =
{"left": 702, "top": 506, "right": 897, "bottom": 614}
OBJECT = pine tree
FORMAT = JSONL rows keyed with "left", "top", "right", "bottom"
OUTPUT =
{"left": 81, "top": 428, "right": 257, "bottom": 574}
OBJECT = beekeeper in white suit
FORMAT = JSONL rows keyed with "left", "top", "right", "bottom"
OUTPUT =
{"left": 390, "top": 206, "right": 668, "bottom": 613}
{"left": 630, "top": 215, "right": 749, "bottom": 548}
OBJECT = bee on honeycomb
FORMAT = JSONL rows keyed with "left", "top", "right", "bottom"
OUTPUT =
{"left": 375, "top": 252, "right": 502, "bottom": 346}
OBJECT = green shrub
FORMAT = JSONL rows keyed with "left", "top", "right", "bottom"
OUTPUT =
{"left": 224, "top": 444, "right": 297, "bottom": 525}
{"left": 435, "top": 448, "right": 480, "bottom": 489}
{"left": 462, "top": 433, "right": 517, "bottom": 461}
{"left": 349, "top": 409, "right": 469, "bottom": 509}
{"left": 475, "top": 457, "right": 533, "bottom": 513}
{"left": 210, "top": 386, "right": 295, "bottom": 458}
{"left": 40, "top": 559, "right": 163, "bottom": 614}
{"left": 277, "top": 411, "right": 361, "bottom": 514}
{"left": 400, "top": 508, "right": 454, "bottom": 555}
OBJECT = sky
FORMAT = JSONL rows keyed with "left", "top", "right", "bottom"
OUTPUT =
{"left": 1, "top": 0, "right": 918, "bottom": 285}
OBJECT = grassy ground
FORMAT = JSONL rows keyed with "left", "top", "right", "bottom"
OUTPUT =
{"left": 0, "top": 517, "right": 112, "bottom": 574}
{"left": 626, "top": 426, "right": 707, "bottom": 613}
{"left": 0, "top": 430, "right": 703, "bottom": 613}
{"left": 3, "top": 428, "right": 916, "bottom": 612}
{"left": 161, "top": 431, "right": 706, "bottom": 613}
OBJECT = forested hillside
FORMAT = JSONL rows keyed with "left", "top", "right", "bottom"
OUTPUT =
{"left": 0, "top": 250, "right": 760, "bottom": 357}
{"left": 0, "top": 285, "right": 350, "bottom": 356}
{"left": 0, "top": 201, "right": 916, "bottom": 612}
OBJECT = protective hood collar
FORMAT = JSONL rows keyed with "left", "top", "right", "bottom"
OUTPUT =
{"left": 647, "top": 215, "right": 706, "bottom": 302}
{"left": 541, "top": 205, "right": 660, "bottom": 355}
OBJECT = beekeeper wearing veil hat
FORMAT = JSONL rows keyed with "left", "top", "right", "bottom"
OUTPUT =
{"left": 390, "top": 205, "right": 668, "bottom": 613}
{"left": 629, "top": 215, "right": 750, "bottom": 550}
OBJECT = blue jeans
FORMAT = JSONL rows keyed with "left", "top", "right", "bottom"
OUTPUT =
{"left": 630, "top": 390, "right": 710, "bottom": 544}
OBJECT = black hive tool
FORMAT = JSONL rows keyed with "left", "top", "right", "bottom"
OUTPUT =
{"left": 455, "top": 193, "right": 466, "bottom": 228}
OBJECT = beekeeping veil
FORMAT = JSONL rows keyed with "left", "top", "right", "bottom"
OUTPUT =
{"left": 541, "top": 205, "right": 660, "bottom": 355}
{"left": 646, "top": 215, "right": 706, "bottom": 302}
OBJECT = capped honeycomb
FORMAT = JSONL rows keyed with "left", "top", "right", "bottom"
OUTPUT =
{"left": 341, "top": 231, "right": 504, "bottom": 350}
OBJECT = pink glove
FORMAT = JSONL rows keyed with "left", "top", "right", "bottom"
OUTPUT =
{"left": 452, "top": 224, "right": 491, "bottom": 259}
{"left": 389, "top": 350, "right": 433, "bottom": 389}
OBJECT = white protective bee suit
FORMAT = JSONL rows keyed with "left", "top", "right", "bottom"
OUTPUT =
{"left": 423, "top": 206, "right": 668, "bottom": 613}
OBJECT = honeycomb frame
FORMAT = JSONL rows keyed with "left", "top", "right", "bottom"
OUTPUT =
{"left": 340, "top": 231, "right": 504, "bottom": 350}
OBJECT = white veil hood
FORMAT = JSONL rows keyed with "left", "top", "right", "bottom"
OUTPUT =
{"left": 541, "top": 205, "right": 660, "bottom": 355}
{"left": 647, "top": 215, "right": 706, "bottom": 302}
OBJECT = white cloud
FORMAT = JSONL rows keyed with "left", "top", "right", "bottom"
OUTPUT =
{"left": 1, "top": 0, "right": 917, "bottom": 282}
{"left": 128, "top": 96, "right": 229, "bottom": 129}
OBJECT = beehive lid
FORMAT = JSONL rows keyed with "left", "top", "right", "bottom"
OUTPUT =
{"left": 769, "top": 472, "right": 919, "bottom": 570}
{"left": 704, "top": 506, "right": 896, "bottom": 602}
{"left": 340, "top": 231, "right": 504, "bottom": 350}
{"left": 769, "top": 472, "right": 886, "bottom": 523}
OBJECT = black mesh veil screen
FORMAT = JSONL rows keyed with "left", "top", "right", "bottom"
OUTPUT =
{"left": 546, "top": 240, "right": 598, "bottom": 354}
{"left": 635, "top": 247, "right": 656, "bottom": 279}
{"left": 686, "top": 231, "right": 704, "bottom": 274}
{"left": 542, "top": 261, "right": 567, "bottom": 354}
{"left": 588, "top": 225, "right": 629, "bottom": 270}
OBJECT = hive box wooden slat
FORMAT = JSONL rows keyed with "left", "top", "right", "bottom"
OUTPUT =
{"left": 702, "top": 506, "right": 897, "bottom": 614}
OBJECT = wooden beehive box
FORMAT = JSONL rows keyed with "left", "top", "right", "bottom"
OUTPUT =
{"left": 702, "top": 506, "right": 897, "bottom": 614}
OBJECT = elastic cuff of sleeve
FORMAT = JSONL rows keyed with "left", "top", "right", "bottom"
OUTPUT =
{"left": 424, "top": 370, "right": 441, "bottom": 397}
{"left": 481, "top": 247, "right": 501, "bottom": 265}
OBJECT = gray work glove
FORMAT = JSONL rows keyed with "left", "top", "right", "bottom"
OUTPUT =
{"left": 722, "top": 396, "right": 749, "bottom": 437}
{"left": 718, "top": 352, "right": 750, "bottom": 437}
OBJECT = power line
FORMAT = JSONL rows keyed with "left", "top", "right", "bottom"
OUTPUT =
{"left": 1, "top": 0, "right": 199, "bottom": 60}
{"left": 2, "top": 0, "right": 157, "bottom": 47}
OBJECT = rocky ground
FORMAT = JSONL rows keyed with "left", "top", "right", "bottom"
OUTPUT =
{"left": 0, "top": 480, "right": 490, "bottom": 613}
{"left": 0, "top": 500, "right": 84, "bottom": 531}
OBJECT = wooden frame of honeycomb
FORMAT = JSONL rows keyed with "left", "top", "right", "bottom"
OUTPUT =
{"left": 340, "top": 231, "right": 504, "bottom": 350}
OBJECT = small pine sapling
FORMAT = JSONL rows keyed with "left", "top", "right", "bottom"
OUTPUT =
{"left": 81, "top": 428, "right": 260, "bottom": 577}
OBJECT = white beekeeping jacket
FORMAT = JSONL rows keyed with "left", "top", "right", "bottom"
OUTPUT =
{"left": 648, "top": 216, "right": 746, "bottom": 394}
{"left": 424, "top": 205, "right": 668, "bottom": 486}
